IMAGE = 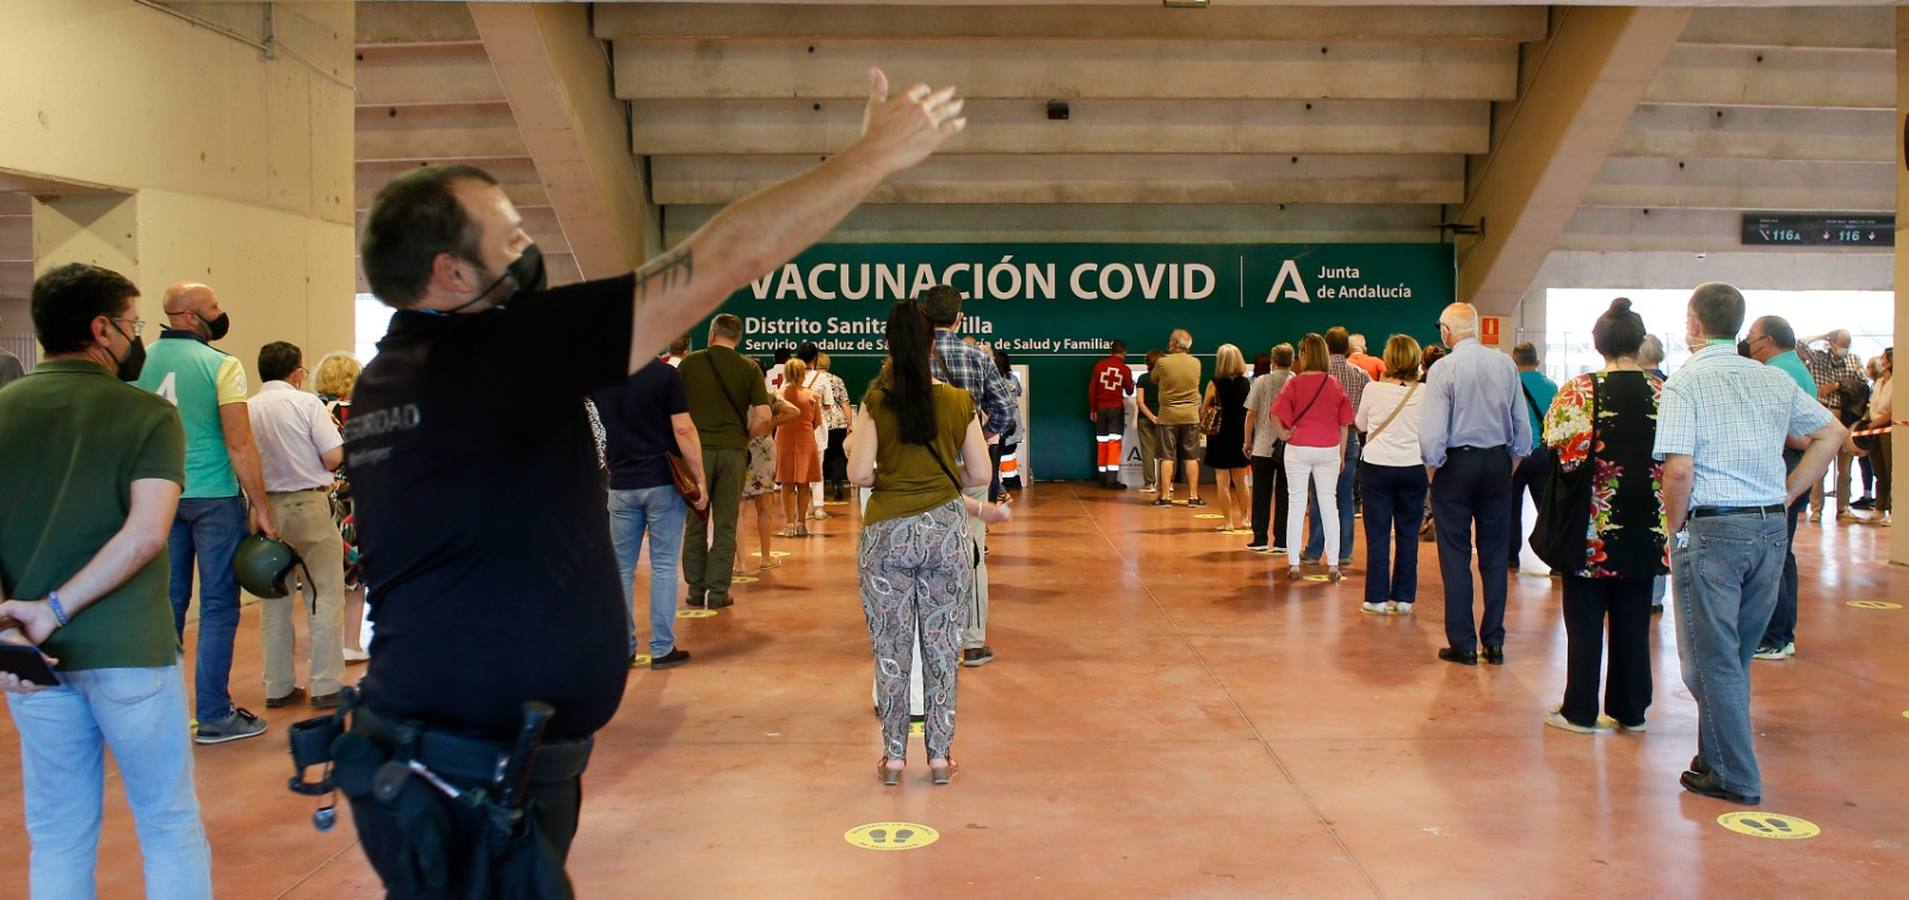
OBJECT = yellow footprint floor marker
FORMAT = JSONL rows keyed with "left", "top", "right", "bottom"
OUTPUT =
{"left": 731, "top": 576, "right": 760, "bottom": 585}
{"left": 908, "top": 720, "right": 925, "bottom": 737}
{"left": 630, "top": 655, "right": 651, "bottom": 667}
{"left": 1302, "top": 574, "right": 1333, "bottom": 583}
{"left": 1717, "top": 813, "right": 1820, "bottom": 840}
{"left": 845, "top": 822, "right": 939, "bottom": 852}
{"left": 1193, "top": 513, "right": 1225, "bottom": 520}
{"left": 678, "top": 609, "right": 719, "bottom": 619}
{"left": 752, "top": 550, "right": 795, "bottom": 558}
{"left": 1846, "top": 600, "right": 1902, "bottom": 610}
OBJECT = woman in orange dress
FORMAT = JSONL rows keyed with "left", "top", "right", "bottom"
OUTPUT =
{"left": 776, "top": 359, "right": 824, "bottom": 536}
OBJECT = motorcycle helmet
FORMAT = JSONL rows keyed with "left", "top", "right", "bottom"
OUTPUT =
{"left": 233, "top": 533, "right": 302, "bottom": 599}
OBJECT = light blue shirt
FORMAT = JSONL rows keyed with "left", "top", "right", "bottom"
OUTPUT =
{"left": 1653, "top": 344, "right": 1835, "bottom": 507}
{"left": 1419, "top": 337, "right": 1531, "bottom": 467}
{"left": 1517, "top": 370, "right": 1559, "bottom": 451}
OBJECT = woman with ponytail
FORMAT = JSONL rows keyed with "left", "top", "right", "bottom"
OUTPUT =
{"left": 847, "top": 298, "right": 1011, "bottom": 786}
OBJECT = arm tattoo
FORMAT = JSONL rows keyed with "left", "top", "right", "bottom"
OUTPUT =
{"left": 634, "top": 247, "right": 694, "bottom": 303}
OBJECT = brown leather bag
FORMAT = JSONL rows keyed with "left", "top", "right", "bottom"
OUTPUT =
{"left": 665, "top": 452, "right": 702, "bottom": 505}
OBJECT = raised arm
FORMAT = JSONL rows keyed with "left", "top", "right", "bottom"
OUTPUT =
{"left": 625, "top": 70, "right": 965, "bottom": 371}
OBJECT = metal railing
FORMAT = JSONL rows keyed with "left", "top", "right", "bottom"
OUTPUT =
{"left": 1, "top": 335, "right": 35, "bottom": 371}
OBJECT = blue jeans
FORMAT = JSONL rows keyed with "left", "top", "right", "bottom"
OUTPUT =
{"left": 1673, "top": 511, "right": 1788, "bottom": 799}
{"left": 1359, "top": 462, "right": 1427, "bottom": 606}
{"left": 609, "top": 485, "right": 688, "bottom": 658}
{"left": 1432, "top": 446, "right": 1513, "bottom": 651}
{"left": 1305, "top": 433, "right": 1360, "bottom": 562}
{"left": 167, "top": 496, "right": 247, "bottom": 722}
{"left": 1760, "top": 493, "right": 1809, "bottom": 648}
{"left": 6, "top": 664, "right": 212, "bottom": 898}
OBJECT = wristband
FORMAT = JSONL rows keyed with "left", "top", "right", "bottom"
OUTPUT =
{"left": 47, "top": 591, "right": 70, "bottom": 627}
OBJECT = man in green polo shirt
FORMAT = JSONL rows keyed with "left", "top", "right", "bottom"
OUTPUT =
{"left": 678, "top": 313, "right": 771, "bottom": 610}
{"left": 1743, "top": 315, "right": 1817, "bottom": 662}
{"left": 0, "top": 262, "right": 213, "bottom": 897}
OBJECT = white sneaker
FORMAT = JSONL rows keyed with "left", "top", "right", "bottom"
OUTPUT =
{"left": 1361, "top": 602, "right": 1390, "bottom": 615}
{"left": 1783, "top": 641, "right": 1796, "bottom": 658}
{"left": 1753, "top": 645, "right": 1788, "bottom": 661}
{"left": 1544, "top": 710, "right": 1614, "bottom": 735}
{"left": 1392, "top": 602, "right": 1413, "bottom": 615}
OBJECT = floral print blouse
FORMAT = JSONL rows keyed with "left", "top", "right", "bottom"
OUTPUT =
{"left": 1542, "top": 370, "right": 1669, "bottom": 579}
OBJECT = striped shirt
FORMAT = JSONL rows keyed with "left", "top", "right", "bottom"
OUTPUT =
{"left": 1653, "top": 343, "right": 1835, "bottom": 507}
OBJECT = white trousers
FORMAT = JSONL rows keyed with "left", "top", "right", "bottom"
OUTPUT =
{"left": 1284, "top": 443, "right": 1343, "bottom": 566}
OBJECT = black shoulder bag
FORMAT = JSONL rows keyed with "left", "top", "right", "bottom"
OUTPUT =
{"left": 1530, "top": 376, "right": 1596, "bottom": 573}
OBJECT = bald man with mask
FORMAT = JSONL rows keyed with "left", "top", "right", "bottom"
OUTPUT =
{"left": 137, "top": 281, "right": 276, "bottom": 745}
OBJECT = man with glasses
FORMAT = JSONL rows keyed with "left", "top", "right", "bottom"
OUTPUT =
{"left": 0, "top": 263, "right": 213, "bottom": 897}
{"left": 1741, "top": 317, "right": 1817, "bottom": 662}
{"left": 137, "top": 282, "right": 277, "bottom": 745}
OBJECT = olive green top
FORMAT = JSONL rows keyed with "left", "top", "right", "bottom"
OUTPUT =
{"left": 862, "top": 383, "right": 977, "bottom": 525}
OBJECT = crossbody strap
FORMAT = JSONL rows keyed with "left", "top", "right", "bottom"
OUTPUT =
{"left": 703, "top": 353, "right": 749, "bottom": 430}
{"left": 1366, "top": 382, "right": 1418, "bottom": 445}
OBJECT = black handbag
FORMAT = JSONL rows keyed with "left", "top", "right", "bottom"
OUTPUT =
{"left": 1529, "top": 376, "right": 1596, "bottom": 573}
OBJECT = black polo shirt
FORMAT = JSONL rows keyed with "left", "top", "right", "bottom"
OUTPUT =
{"left": 593, "top": 360, "right": 690, "bottom": 491}
{"left": 346, "top": 274, "right": 635, "bottom": 741}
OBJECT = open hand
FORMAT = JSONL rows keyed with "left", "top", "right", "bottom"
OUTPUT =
{"left": 855, "top": 68, "right": 965, "bottom": 176}
{"left": 977, "top": 499, "right": 1013, "bottom": 525}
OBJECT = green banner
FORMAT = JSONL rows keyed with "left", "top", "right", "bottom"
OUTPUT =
{"left": 713, "top": 243, "right": 1454, "bottom": 480}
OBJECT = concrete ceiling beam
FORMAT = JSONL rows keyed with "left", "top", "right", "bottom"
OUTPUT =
{"left": 1677, "top": 7, "right": 1893, "bottom": 51}
{"left": 611, "top": 38, "right": 1519, "bottom": 101}
{"left": 662, "top": 201, "right": 1446, "bottom": 245}
{"left": 1455, "top": 6, "right": 1692, "bottom": 315}
{"left": 1584, "top": 157, "right": 1893, "bottom": 212}
{"left": 631, "top": 98, "right": 1490, "bottom": 156}
{"left": 1611, "top": 105, "right": 1893, "bottom": 163}
{"left": 354, "top": 102, "right": 528, "bottom": 163}
{"left": 470, "top": 2, "right": 661, "bottom": 278}
{"left": 652, "top": 153, "right": 1463, "bottom": 205}
{"left": 1645, "top": 45, "right": 1895, "bottom": 109}
{"left": 1534, "top": 249, "right": 1892, "bottom": 293}
{"left": 1558, "top": 207, "right": 1887, "bottom": 253}
{"left": 354, "top": 44, "right": 505, "bottom": 107}
{"left": 354, "top": 1, "right": 479, "bottom": 46}
{"left": 595, "top": 3, "right": 1547, "bottom": 42}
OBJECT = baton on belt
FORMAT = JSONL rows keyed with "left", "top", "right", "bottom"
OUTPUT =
{"left": 496, "top": 701, "right": 555, "bottom": 832}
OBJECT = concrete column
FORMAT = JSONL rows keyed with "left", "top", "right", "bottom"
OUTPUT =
{"left": 1892, "top": 9, "right": 1908, "bottom": 565}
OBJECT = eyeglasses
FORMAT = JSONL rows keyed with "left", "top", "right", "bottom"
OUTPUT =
{"left": 110, "top": 316, "right": 146, "bottom": 335}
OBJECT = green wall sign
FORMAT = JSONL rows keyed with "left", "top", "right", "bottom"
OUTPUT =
{"left": 711, "top": 243, "right": 1454, "bottom": 481}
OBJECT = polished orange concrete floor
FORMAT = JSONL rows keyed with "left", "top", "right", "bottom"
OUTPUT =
{"left": 2, "top": 485, "right": 1906, "bottom": 898}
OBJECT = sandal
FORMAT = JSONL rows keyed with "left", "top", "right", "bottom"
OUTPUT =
{"left": 761, "top": 558, "right": 782, "bottom": 570}
{"left": 929, "top": 759, "right": 958, "bottom": 785}
{"left": 878, "top": 758, "right": 903, "bottom": 786}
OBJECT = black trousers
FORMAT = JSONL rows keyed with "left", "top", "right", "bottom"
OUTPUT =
{"left": 1559, "top": 575, "right": 1654, "bottom": 728}
{"left": 823, "top": 427, "right": 849, "bottom": 485}
{"left": 1249, "top": 444, "right": 1289, "bottom": 547}
{"left": 1432, "top": 446, "right": 1512, "bottom": 651}
{"left": 1759, "top": 493, "right": 1809, "bottom": 648}
{"left": 352, "top": 772, "right": 582, "bottom": 899}
{"left": 1507, "top": 447, "right": 1552, "bottom": 569}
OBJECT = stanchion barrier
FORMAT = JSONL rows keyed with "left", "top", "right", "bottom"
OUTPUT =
{"left": 1847, "top": 420, "right": 1908, "bottom": 439}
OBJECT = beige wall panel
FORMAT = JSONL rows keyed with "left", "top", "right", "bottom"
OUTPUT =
{"left": 355, "top": 103, "right": 529, "bottom": 162}
{"left": 613, "top": 39, "right": 1519, "bottom": 101}
{"left": 631, "top": 98, "right": 1490, "bottom": 156}
{"left": 1679, "top": 7, "right": 1893, "bottom": 50}
{"left": 1612, "top": 105, "right": 1893, "bottom": 163}
{"left": 652, "top": 154, "right": 1464, "bottom": 205}
{"left": 1586, "top": 157, "right": 1893, "bottom": 211}
{"left": 32, "top": 194, "right": 140, "bottom": 284}
{"left": 596, "top": 3, "right": 1548, "bottom": 42}
{"left": 0, "top": 0, "right": 355, "bottom": 226}
{"left": 355, "top": 1, "right": 479, "bottom": 45}
{"left": 0, "top": 268, "right": 32, "bottom": 302}
{"left": 1535, "top": 249, "right": 1893, "bottom": 292}
{"left": 1646, "top": 45, "right": 1895, "bottom": 109}
{"left": 663, "top": 202, "right": 1445, "bottom": 245}
{"left": 355, "top": 43, "right": 505, "bottom": 106}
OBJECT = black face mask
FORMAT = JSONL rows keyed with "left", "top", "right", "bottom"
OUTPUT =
{"left": 1737, "top": 339, "right": 1755, "bottom": 359}
{"left": 445, "top": 244, "right": 546, "bottom": 315}
{"left": 196, "top": 311, "right": 230, "bottom": 341}
{"left": 109, "top": 321, "right": 146, "bottom": 381}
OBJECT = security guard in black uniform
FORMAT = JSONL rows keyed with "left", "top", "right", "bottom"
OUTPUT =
{"left": 311, "top": 69, "right": 969, "bottom": 897}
